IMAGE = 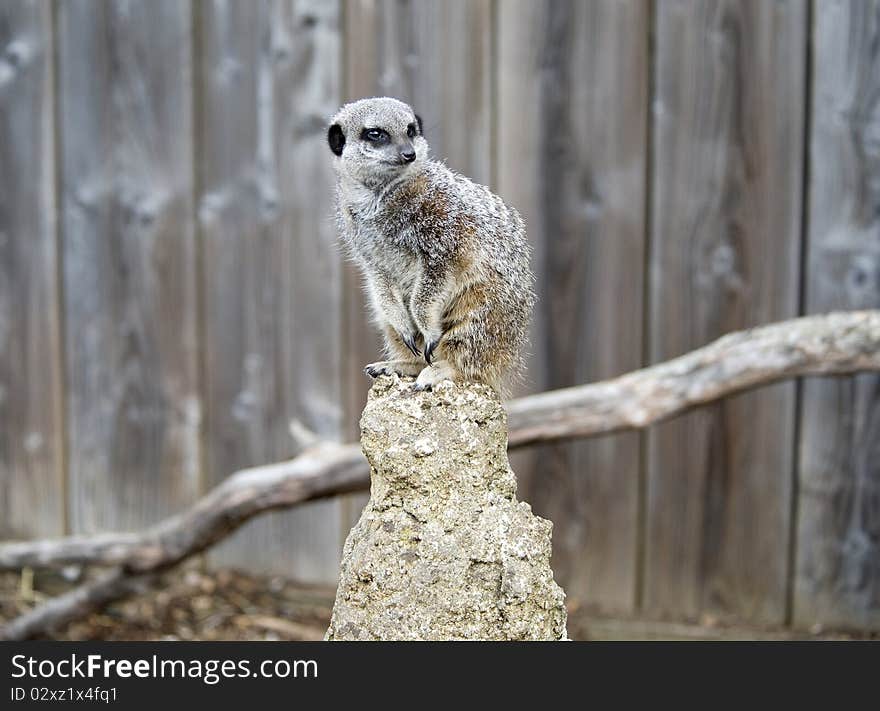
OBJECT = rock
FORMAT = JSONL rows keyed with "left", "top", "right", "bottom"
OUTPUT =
{"left": 326, "top": 375, "right": 568, "bottom": 641}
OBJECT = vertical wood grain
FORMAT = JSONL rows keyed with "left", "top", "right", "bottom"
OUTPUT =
{"left": 200, "top": 0, "right": 344, "bottom": 582}
{"left": 496, "top": 0, "right": 649, "bottom": 613}
{"left": 342, "top": 0, "right": 492, "bottom": 182}
{"left": 341, "top": 0, "right": 494, "bottom": 415}
{"left": 795, "top": 0, "right": 880, "bottom": 631}
{"left": 58, "top": 0, "right": 200, "bottom": 533}
{"left": 645, "top": 0, "right": 806, "bottom": 624}
{"left": 339, "top": 0, "right": 494, "bottom": 530}
{"left": 340, "top": 0, "right": 383, "bottom": 452}
{"left": 0, "top": 0, "right": 65, "bottom": 538}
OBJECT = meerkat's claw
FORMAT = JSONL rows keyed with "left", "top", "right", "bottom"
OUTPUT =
{"left": 424, "top": 339, "right": 438, "bottom": 364}
{"left": 402, "top": 333, "right": 421, "bottom": 357}
{"left": 365, "top": 360, "right": 425, "bottom": 379}
{"left": 411, "top": 381, "right": 432, "bottom": 392}
{"left": 364, "top": 362, "right": 396, "bottom": 378}
{"left": 364, "top": 364, "right": 386, "bottom": 378}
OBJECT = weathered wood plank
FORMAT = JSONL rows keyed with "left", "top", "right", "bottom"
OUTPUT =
{"left": 645, "top": 0, "right": 806, "bottom": 624}
{"left": 0, "top": 0, "right": 65, "bottom": 539}
{"left": 342, "top": 0, "right": 492, "bottom": 181}
{"left": 339, "top": 0, "right": 494, "bottom": 529}
{"left": 568, "top": 613, "right": 873, "bottom": 641}
{"left": 58, "top": 0, "right": 200, "bottom": 533}
{"left": 200, "top": 0, "right": 344, "bottom": 582}
{"left": 795, "top": 0, "right": 880, "bottom": 631}
{"left": 494, "top": 0, "right": 548, "bottom": 545}
{"left": 388, "top": 0, "right": 493, "bottom": 185}
{"left": 338, "top": 0, "right": 384, "bottom": 532}
{"left": 341, "top": 0, "right": 494, "bottom": 415}
{"left": 497, "top": 0, "right": 648, "bottom": 614}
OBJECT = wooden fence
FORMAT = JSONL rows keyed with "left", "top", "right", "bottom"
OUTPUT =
{"left": 1, "top": 0, "right": 878, "bottom": 633}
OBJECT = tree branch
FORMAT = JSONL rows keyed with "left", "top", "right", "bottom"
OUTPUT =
{"left": 2, "top": 310, "right": 878, "bottom": 639}
{"left": 507, "top": 310, "right": 880, "bottom": 446}
{"left": 0, "top": 569, "right": 158, "bottom": 642}
{"left": 0, "top": 443, "right": 368, "bottom": 572}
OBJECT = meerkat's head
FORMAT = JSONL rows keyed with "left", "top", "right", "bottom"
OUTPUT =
{"left": 328, "top": 97, "right": 427, "bottom": 188}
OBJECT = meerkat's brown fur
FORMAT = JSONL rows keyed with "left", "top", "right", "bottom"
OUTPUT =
{"left": 328, "top": 97, "right": 534, "bottom": 393}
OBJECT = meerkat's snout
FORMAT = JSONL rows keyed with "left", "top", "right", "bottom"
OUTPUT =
{"left": 399, "top": 145, "right": 416, "bottom": 163}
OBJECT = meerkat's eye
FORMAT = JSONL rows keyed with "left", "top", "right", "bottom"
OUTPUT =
{"left": 406, "top": 123, "right": 417, "bottom": 139}
{"left": 361, "top": 128, "right": 389, "bottom": 144}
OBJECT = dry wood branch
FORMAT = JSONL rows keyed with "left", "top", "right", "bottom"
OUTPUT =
{"left": 0, "top": 569, "right": 159, "bottom": 642}
{"left": 0, "top": 444, "right": 367, "bottom": 573}
{"left": 2, "top": 310, "right": 878, "bottom": 639}
{"left": 506, "top": 310, "right": 880, "bottom": 446}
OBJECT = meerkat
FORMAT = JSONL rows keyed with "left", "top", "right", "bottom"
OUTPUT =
{"left": 328, "top": 97, "right": 534, "bottom": 393}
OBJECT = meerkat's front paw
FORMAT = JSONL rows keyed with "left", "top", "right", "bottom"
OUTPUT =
{"left": 364, "top": 360, "right": 424, "bottom": 379}
{"left": 412, "top": 360, "right": 458, "bottom": 391}
{"left": 364, "top": 363, "right": 390, "bottom": 379}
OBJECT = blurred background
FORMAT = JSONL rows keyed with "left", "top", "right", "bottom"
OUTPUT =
{"left": 1, "top": 0, "right": 878, "bottom": 639}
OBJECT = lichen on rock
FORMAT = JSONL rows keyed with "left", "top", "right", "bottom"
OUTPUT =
{"left": 326, "top": 375, "right": 568, "bottom": 641}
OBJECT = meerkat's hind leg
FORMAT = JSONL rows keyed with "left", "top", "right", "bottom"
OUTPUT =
{"left": 412, "top": 359, "right": 460, "bottom": 391}
{"left": 364, "top": 360, "right": 425, "bottom": 379}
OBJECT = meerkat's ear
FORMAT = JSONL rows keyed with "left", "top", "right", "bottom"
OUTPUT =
{"left": 328, "top": 124, "right": 345, "bottom": 156}
{"left": 415, "top": 114, "right": 424, "bottom": 136}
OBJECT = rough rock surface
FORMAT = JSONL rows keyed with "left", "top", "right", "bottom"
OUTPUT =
{"left": 326, "top": 376, "right": 567, "bottom": 640}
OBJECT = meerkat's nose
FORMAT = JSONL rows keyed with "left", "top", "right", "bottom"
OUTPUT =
{"left": 399, "top": 148, "right": 416, "bottom": 163}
